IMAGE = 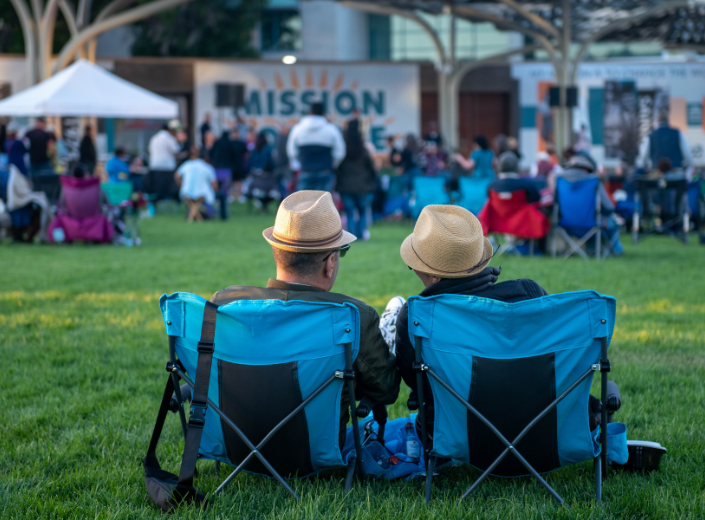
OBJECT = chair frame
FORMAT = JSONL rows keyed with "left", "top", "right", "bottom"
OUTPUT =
{"left": 162, "top": 332, "right": 367, "bottom": 501}
{"left": 552, "top": 183, "right": 621, "bottom": 260}
{"left": 491, "top": 234, "right": 536, "bottom": 257}
{"left": 631, "top": 179, "right": 690, "bottom": 245}
{"left": 412, "top": 334, "right": 611, "bottom": 505}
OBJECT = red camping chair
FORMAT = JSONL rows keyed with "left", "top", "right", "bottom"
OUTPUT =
{"left": 478, "top": 189, "right": 551, "bottom": 256}
{"left": 48, "top": 176, "right": 113, "bottom": 243}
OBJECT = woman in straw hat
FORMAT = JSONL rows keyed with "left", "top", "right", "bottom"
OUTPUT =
{"left": 210, "top": 190, "right": 400, "bottom": 447}
{"left": 388, "top": 204, "right": 548, "bottom": 442}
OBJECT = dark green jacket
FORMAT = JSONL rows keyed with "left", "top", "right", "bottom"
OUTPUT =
{"left": 211, "top": 279, "right": 401, "bottom": 443}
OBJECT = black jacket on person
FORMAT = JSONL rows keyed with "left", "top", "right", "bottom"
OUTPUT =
{"left": 395, "top": 267, "right": 547, "bottom": 435}
{"left": 336, "top": 151, "right": 377, "bottom": 194}
{"left": 489, "top": 175, "right": 541, "bottom": 203}
{"left": 210, "top": 132, "right": 247, "bottom": 176}
{"left": 79, "top": 136, "right": 97, "bottom": 167}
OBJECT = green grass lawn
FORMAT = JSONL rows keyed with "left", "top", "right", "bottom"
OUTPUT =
{"left": 1, "top": 206, "right": 704, "bottom": 519}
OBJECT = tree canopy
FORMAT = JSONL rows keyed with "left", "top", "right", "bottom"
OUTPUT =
{"left": 130, "top": 0, "right": 266, "bottom": 58}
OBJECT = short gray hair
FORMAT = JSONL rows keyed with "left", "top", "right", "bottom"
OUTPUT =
{"left": 498, "top": 152, "right": 518, "bottom": 173}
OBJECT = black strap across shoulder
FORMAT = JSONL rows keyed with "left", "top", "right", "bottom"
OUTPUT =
{"left": 144, "top": 301, "right": 218, "bottom": 512}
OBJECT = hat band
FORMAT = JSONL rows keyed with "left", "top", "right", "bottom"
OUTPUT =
{"left": 410, "top": 237, "right": 490, "bottom": 275}
{"left": 272, "top": 228, "right": 343, "bottom": 248}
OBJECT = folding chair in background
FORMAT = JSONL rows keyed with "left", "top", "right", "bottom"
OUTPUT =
{"left": 457, "top": 176, "right": 492, "bottom": 215}
{"left": 101, "top": 181, "right": 133, "bottom": 206}
{"left": 552, "top": 177, "right": 617, "bottom": 260}
{"left": 410, "top": 176, "right": 449, "bottom": 219}
{"left": 144, "top": 293, "right": 372, "bottom": 512}
{"left": 477, "top": 189, "right": 550, "bottom": 256}
{"left": 632, "top": 178, "right": 690, "bottom": 245}
{"left": 407, "top": 291, "right": 616, "bottom": 504}
{"left": 47, "top": 175, "right": 113, "bottom": 243}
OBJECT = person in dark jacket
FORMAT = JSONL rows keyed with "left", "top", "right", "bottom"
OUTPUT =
{"left": 637, "top": 110, "right": 693, "bottom": 171}
{"left": 79, "top": 125, "right": 97, "bottom": 175}
{"left": 392, "top": 204, "right": 547, "bottom": 440}
{"left": 489, "top": 152, "right": 541, "bottom": 203}
{"left": 211, "top": 190, "right": 400, "bottom": 446}
{"left": 5, "top": 123, "right": 28, "bottom": 176}
{"left": 244, "top": 131, "right": 279, "bottom": 212}
{"left": 336, "top": 125, "right": 377, "bottom": 240}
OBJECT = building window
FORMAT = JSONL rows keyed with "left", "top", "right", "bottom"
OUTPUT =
{"left": 380, "top": 13, "right": 512, "bottom": 62}
{"left": 262, "top": 8, "right": 302, "bottom": 52}
{"left": 369, "top": 14, "right": 391, "bottom": 60}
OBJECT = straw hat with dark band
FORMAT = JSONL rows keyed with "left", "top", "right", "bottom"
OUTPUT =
{"left": 263, "top": 190, "right": 357, "bottom": 253}
{"left": 400, "top": 205, "right": 493, "bottom": 278}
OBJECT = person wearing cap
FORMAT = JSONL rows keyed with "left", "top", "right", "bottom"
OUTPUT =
{"left": 551, "top": 154, "right": 624, "bottom": 254}
{"left": 147, "top": 120, "right": 182, "bottom": 201}
{"left": 210, "top": 190, "right": 401, "bottom": 445}
{"left": 392, "top": 205, "right": 548, "bottom": 441}
{"left": 489, "top": 152, "right": 541, "bottom": 203}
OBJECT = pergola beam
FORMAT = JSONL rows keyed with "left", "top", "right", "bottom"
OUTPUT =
{"left": 53, "top": 0, "right": 192, "bottom": 73}
{"left": 9, "top": 0, "right": 37, "bottom": 85}
{"left": 339, "top": 0, "right": 446, "bottom": 63}
{"left": 570, "top": 0, "right": 698, "bottom": 83}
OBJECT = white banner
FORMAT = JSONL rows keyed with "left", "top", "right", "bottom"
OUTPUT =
{"left": 194, "top": 61, "right": 419, "bottom": 150}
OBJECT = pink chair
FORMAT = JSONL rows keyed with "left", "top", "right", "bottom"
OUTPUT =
{"left": 48, "top": 176, "right": 114, "bottom": 243}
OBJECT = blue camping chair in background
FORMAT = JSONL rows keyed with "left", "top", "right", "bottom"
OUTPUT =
{"left": 552, "top": 177, "right": 616, "bottom": 260}
{"left": 144, "top": 293, "right": 372, "bottom": 511}
{"left": 407, "top": 291, "right": 617, "bottom": 504}
{"left": 457, "top": 176, "right": 492, "bottom": 215}
{"left": 102, "top": 181, "right": 134, "bottom": 206}
{"left": 410, "top": 176, "right": 449, "bottom": 219}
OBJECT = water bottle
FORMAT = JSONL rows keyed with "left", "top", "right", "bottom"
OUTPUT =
{"left": 405, "top": 422, "right": 420, "bottom": 462}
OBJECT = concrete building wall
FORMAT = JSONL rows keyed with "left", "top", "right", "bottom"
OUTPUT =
{"left": 300, "top": 1, "right": 368, "bottom": 61}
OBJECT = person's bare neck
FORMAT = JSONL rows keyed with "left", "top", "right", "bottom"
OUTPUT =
{"left": 276, "top": 270, "right": 329, "bottom": 292}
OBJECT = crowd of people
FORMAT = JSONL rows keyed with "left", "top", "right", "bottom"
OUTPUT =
{"left": 0, "top": 99, "right": 700, "bottom": 247}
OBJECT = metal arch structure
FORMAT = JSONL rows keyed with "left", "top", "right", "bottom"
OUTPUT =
{"left": 8, "top": 0, "right": 193, "bottom": 85}
{"left": 339, "top": 0, "right": 705, "bottom": 153}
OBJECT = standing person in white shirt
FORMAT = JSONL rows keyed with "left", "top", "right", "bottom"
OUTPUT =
{"left": 147, "top": 120, "right": 182, "bottom": 201}
{"left": 287, "top": 102, "right": 345, "bottom": 192}
{"left": 175, "top": 146, "right": 218, "bottom": 222}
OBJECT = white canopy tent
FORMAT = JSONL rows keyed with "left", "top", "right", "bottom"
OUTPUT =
{"left": 0, "top": 60, "right": 178, "bottom": 119}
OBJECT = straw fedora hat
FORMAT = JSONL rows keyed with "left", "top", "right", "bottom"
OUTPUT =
{"left": 263, "top": 190, "right": 357, "bottom": 253}
{"left": 400, "top": 205, "right": 493, "bottom": 278}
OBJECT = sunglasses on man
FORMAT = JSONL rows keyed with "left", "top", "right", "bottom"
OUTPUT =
{"left": 323, "top": 244, "right": 350, "bottom": 262}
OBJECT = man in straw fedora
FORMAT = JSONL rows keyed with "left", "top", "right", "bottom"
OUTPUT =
{"left": 210, "top": 190, "right": 400, "bottom": 445}
{"left": 390, "top": 205, "right": 548, "bottom": 442}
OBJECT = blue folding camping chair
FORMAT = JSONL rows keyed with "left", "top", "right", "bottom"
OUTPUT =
{"left": 407, "top": 291, "right": 616, "bottom": 504}
{"left": 457, "top": 176, "right": 492, "bottom": 215}
{"left": 552, "top": 177, "right": 617, "bottom": 260}
{"left": 143, "top": 293, "right": 371, "bottom": 511}
{"left": 410, "top": 176, "right": 449, "bottom": 219}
